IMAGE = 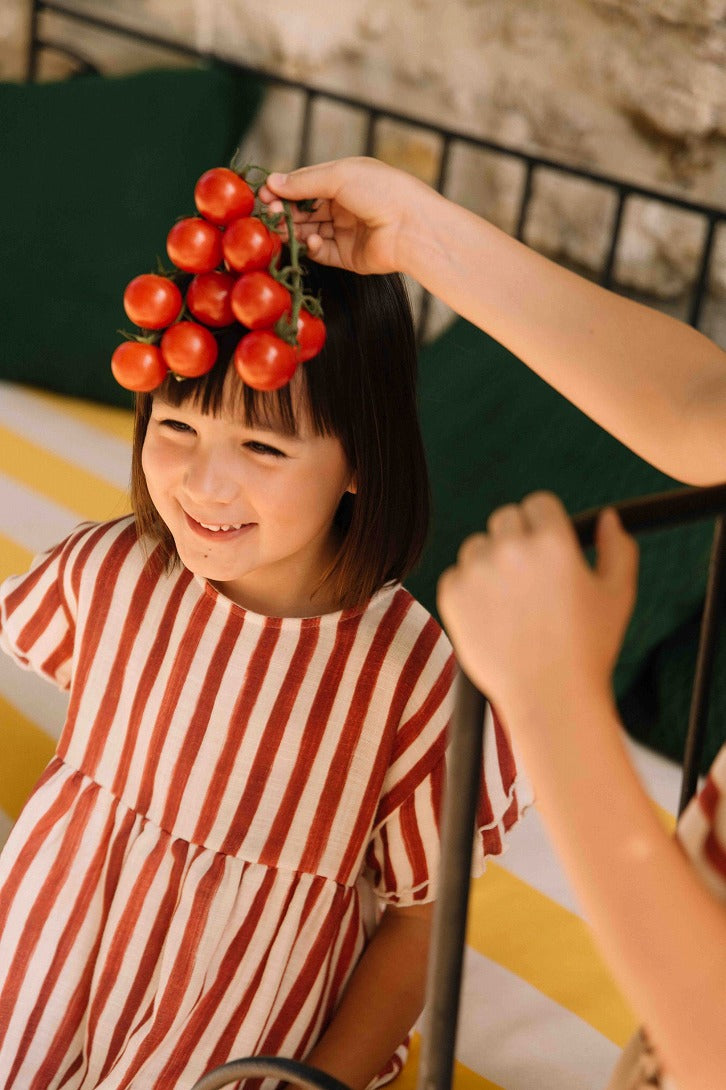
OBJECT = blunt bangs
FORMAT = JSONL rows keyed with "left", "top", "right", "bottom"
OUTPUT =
{"left": 131, "top": 256, "right": 430, "bottom": 610}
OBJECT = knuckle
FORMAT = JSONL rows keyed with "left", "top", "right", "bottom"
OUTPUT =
{"left": 486, "top": 504, "right": 519, "bottom": 533}
{"left": 456, "top": 531, "right": 488, "bottom": 567}
{"left": 495, "top": 536, "right": 529, "bottom": 571}
{"left": 524, "top": 489, "right": 562, "bottom": 514}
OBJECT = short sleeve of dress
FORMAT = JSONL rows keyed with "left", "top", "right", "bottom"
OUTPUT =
{"left": 364, "top": 630, "right": 532, "bottom": 908}
{"left": 676, "top": 741, "right": 726, "bottom": 901}
{"left": 0, "top": 524, "right": 92, "bottom": 690}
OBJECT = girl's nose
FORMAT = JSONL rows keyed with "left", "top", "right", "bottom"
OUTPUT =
{"left": 183, "top": 447, "right": 240, "bottom": 505}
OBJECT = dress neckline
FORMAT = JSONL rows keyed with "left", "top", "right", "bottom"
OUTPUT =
{"left": 194, "top": 574, "right": 402, "bottom": 629}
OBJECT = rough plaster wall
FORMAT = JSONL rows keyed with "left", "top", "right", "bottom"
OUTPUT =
{"left": 3, "top": 0, "right": 725, "bottom": 342}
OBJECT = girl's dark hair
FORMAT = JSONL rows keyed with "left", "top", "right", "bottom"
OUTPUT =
{"left": 131, "top": 260, "right": 430, "bottom": 611}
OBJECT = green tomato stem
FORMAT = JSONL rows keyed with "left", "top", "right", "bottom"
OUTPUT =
{"left": 230, "top": 163, "right": 321, "bottom": 347}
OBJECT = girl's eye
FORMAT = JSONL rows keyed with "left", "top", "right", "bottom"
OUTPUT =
{"left": 159, "top": 418, "right": 195, "bottom": 434}
{"left": 245, "top": 440, "right": 286, "bottom": 458}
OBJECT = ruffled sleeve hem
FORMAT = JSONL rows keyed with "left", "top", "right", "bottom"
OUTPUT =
{"left": 365, "top": 702, "right": 533, "bottom": 907}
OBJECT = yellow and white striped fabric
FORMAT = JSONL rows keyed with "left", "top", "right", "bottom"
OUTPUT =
{"left": 0, "top": 378, "right": 681, "bottom": 1090}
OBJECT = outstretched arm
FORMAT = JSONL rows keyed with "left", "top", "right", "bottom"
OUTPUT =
{"left": 262, "top": 158, "right": 726, "bottom": 486}
{"left": 437, "top": 495, "right": 726, "bottom": 1090}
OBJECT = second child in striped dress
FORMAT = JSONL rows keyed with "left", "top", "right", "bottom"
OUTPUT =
{"left": 0, "top": 258, "right": 530, "bottom": 1090}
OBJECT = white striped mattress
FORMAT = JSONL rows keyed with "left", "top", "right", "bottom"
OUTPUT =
{"left": 0, "top": 378, "right": 682, "bottom": 1090}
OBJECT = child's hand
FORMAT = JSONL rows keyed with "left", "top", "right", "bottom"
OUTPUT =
{"left": 437, "top": 492, "right": 639, "bottom": 717}
{"left": 259, "top": 157, "right": 436, "bottom": 276}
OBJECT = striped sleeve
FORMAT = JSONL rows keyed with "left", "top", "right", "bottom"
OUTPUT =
{"left": 364, "top": 635, "right": 532, "bottom": 907}
{"left": 0, "top": 523, "right": 94, "bottom": 690}
{"left": 677, "top": 742, "right": 726, "bottom": 900}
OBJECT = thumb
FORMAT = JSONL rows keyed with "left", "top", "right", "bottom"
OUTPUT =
{"left": 266, "top": 161, "right": 342, "bottom": 202}
{"left": 595, "top": 507, "right": 639, "bottom": 594}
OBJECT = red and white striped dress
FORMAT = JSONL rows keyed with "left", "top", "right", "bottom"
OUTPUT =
{"left": 0, "top": 517, "right": 529, "bottom": 1090}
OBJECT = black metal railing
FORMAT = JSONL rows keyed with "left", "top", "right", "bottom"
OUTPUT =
{"left": 28, "top": 0, "right": 726, "bottom": 345}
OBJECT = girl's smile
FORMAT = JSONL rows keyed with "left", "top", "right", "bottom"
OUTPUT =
{"left": 184, "top": 512, "right": 256, "bottom": 540}
{"left": 142, "top": 392, "right": 355, "bottom": 617}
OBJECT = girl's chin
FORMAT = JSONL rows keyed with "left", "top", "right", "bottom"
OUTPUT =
{"left": 176, "top": 546, "right": 251, "bottom": 585}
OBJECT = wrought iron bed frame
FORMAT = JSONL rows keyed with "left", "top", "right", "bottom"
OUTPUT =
{"left": 24, "top": 5, "right": 726, "bottom": 1089}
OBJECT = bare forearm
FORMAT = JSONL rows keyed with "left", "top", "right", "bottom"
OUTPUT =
{"left": 398, "top": 185, "right": 726, "bottom": 485}
{"left": 304, "top": 906, "right": 431, "bottom": 1090}
{"left": 507, "top": 682, "right": 726, "bottom": 1090}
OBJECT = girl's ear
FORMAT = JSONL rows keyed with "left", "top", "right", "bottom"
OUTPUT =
{"left": 346, "top": 472, "right": 358, "bottom": 496}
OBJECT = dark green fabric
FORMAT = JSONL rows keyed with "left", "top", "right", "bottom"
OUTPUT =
{"left": 409, "top": 318, "right": 721, "bottom": 771}
{"left": 0, "top": 66, "right": 263, "bottom": 408}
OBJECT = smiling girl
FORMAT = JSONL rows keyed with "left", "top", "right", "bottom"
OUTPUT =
{"left": 0, "top": 259, "right": 529, "bottom": 1090}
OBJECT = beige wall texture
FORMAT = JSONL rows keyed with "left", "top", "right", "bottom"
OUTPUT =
{"left": 4, "top": 0, "right": 726, "bottom": 342}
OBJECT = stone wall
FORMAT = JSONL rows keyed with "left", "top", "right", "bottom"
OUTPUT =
{"left": 3, "top": 0, "right": 725, "bottom": 343}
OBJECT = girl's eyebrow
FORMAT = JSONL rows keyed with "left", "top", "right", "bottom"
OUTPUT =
{"left": 150, "top": 396, "right": 304, "bottom": 440}
{"left": 245, "top": 425, "right": 303, "bottom": 443}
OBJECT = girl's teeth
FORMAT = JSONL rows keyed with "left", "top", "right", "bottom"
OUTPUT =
{"left": 199, "top": 522, "right": 243, "bottom": 532}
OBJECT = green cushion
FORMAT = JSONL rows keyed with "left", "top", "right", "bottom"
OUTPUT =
{"left": 409, "top": 318, "right": 720, "bottom": 770}
{"left": 0, "top": 66, "right": 263, "bottom": 408}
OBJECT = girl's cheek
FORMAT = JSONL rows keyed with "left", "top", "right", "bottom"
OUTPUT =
{"left": 143, "top": 436, "right": 178, "bottom": 478}
{"left": 141, "top": 440, "right": 161, "bottom": 484}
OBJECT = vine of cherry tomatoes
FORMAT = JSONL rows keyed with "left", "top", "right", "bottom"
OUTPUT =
{"left": 112, "top": 166, "right": 326, "bottom": 393}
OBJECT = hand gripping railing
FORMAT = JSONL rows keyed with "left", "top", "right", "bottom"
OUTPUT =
{"left": 418, "top": 481, "right": 726, "bottom": 1090}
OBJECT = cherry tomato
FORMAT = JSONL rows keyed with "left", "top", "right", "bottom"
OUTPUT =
{"left": 161, "top": 321, "right": 218, "bottom": 377}
{"left": 111, "top": 342, "right": 168, "bottom": 392}
{"left": 123, "top": 274, "right": 182, "bottom": 330}
{"left": 167, "top": 217, "right": 223, "bottom": 274}
{"left": 186, "top": 271, "right": 236, "bottom": 328}
{"left": 222, "top": 217, "right": 277, "bottom": 273}
{"left": 230, "top": 271, "right": 291, "bottom": 330}
{"left": 234, "top": 331, "right": 298, "bottom": 391}
{"left": 194, "top": 167, "right": 255, "bottom": 226}
{"left": 295, "top": 308, "right": 327, "bottom": 362}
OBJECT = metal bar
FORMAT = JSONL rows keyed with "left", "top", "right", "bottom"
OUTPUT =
{"left": 25, "top": 0, "right": 41, "bottom": 82}
{"left": 34, "top": 38, "right": 100, "bottom": 75}
{"left": 363, "top": 109, "right": 380, "bottom": 158}
{"left": 296, "top": 89, "right": 317, "bottom": 168}
{"left": 688, "top": 215, "right": 719, "bottom": 329}
{"left": 417, "top": 672, "right": 487, "bottom": 1090}
{"left": 571, "top": 482, "right": 726, "bottom": 549}
{"left": 600, "top": 188, "right": 627, "bottom": 289}
{"left": 190, "top": 1056, "right": 350, "bottom": 1090}
{"left": 678, "top": 514, "right": 726, "bottom": 813}
{"left": 417, "top": 136, "right": 453, "bottom": 343}
{"left": 571, "top": 486, "right": 726, "bottom": 820}
{"left": 515, "top": 161, "right": 535, "bottom": 242}
{"left": 32, "top": 2, "right": 726, "bottom": 222}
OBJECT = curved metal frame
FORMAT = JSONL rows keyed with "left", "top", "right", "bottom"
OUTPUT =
{"left": 189, "top": 1057, "right": 351, "bottom": 1090}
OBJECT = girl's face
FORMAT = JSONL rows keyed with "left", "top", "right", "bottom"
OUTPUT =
{"left": 141, "top": 382, "right": 355, "bottom": 618}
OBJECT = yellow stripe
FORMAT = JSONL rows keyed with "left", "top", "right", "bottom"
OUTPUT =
{"left": 0, "top": 533, "right": 32, "bottom": 584}
{"left": 467, "top": 863, "right": 637, "bottom": 1046}
{"left": 28, "top": 388, "right": 135, "bottom": 444}
{"left": 397, "top": 1032, "right": 505, "bottom": 1090}
{"left": 0, "top": 695, "right": 56, "bottom": 819}
{"left": 655, "top": 802, "right": 676, "bottom": 833}
{"left": 0, "top": 424, "right": 129, "bottom": 523}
